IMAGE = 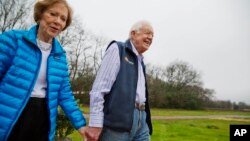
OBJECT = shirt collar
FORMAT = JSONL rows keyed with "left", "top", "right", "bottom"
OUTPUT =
{"left": 130, "top": 40, "right": 144, "bottom": 61}
{"left": 23, "top": 25, "right": 65, "bottom": 54}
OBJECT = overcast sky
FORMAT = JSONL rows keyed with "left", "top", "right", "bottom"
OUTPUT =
{"left": 68, "top": 0, "right": 250, "bottom": 104}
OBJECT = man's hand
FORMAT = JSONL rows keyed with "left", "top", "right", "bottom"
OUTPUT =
{"left": 84, "top": 126, "right": 103, "bottom": 141}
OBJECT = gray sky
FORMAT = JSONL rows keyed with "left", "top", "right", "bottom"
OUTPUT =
{"left": 68, "top": 0, "right": 250, "bottom": 104}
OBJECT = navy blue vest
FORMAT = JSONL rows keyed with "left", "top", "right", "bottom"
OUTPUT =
{"left": 103, "top": 40, "right": 152, "bottom": 134}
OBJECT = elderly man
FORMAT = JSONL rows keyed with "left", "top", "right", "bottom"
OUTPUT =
{"left": 85, "top": 20, "right": 154, "bottom": 141}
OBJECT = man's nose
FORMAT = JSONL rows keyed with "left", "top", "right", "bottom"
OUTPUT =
{"left": 148, "top": 34, "right": 153, "bottom": 39}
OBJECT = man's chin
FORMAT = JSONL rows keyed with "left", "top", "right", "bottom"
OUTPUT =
{"left": 143, "top": 46, "right": 150, "bottom": 50}
{"left": 141, "top": 47, "right": 149, "bottom": 53}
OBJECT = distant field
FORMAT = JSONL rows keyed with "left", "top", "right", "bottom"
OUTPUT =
{"left": 80, "top": 106, "right": 250, "bottom": 116}
{"left": 69, "top": 107, "right": 250, "bottom": 141}
{"left": 150, "top": 108, "right": 250, "bottom": 116}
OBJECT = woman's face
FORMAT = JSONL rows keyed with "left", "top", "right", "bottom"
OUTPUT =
{"left": 38, "top": 3, "right": 68, "bottom": 42}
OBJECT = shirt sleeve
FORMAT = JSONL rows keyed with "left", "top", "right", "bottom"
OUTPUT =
{"left": 89, "top": 42, "right": 120, "bottom": 127}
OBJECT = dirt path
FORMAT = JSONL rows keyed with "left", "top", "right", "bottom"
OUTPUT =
{"left": 152, "top": 115, "right": 250, "bottom": 121}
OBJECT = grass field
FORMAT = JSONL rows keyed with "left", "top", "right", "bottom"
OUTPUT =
{"left": 68, "top": 108, "right": 250, "bottom": 141}
{"left": 81, "top": 106, "right": 250, "bottom": 116}
{"left": 150, "top": 108, "right": 250, "bottom": 116}
{"left": 152, "top": 119, "right": 249, "bottom": 141}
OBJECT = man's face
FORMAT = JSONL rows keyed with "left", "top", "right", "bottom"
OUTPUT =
{"left": 131, "top": 24, "right": 154, "bottom": 54}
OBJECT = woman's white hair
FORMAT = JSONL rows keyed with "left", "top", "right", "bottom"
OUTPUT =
{"left": 129, "top": 20, "right": 152, "bottom": 38}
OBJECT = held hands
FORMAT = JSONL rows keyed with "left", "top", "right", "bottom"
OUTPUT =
{"left": 78, "top": 126, "right": 102, "bottom": 141}
{"left": 78, "top": 127, "right": 87, "bottom": 140}
{"left": 84, "top": 126, "right": 103, "bottom": 141}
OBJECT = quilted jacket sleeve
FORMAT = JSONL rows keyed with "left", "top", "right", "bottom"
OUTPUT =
{"left": 0, "top": 31, "right": 17, "bottom": 80}
{"left": 58, "top": 58, "right": 86, "bottom": 129}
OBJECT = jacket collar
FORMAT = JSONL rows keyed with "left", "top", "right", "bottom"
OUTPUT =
{"left": 124, "top": 39, "right": 133, "bottom": 51}
{"left": 23, "top": 25, "right": 65, "bottom": 54}
{"left": 125, "top": 39, "right": 143, "bottom": 57}
{"left": 124, "top": 39, "right": 146, "bottom": 69}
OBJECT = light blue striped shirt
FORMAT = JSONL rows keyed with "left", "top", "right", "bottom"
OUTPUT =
{"left": 89, "top": 41, "right": 146, "bottom": 127}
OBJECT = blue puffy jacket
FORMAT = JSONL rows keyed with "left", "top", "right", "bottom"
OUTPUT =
{"left": 0, "top": 25, "right": 86, "bottom": 141}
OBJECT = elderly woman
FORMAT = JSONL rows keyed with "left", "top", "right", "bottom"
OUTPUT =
{"left": 0, "top": 0, "right": 86, "bottom": 140}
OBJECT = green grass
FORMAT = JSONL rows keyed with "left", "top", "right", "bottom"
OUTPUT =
{"left": 80, "top": 106, "right": 250, "bottom": 116}
{"left": 68, "top": 108, "right": 250, "bottom": 141}
{"left": 69, "top": 119, "right": 250, "bottom": 141}
{"left": 79, "top": 105, "right": 89, "bottom": 114}
{"left": 151, "top": 119, "right": 249, "bottom": 141}
{"left": 68, "top": 131, "right": 82, "bottom": 141}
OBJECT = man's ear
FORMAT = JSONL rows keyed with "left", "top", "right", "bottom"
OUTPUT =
{"left": 130, "top": 30, "right": 136, "bottom": 37}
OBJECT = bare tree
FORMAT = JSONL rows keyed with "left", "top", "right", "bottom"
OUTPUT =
{"left": 0, "top": 0, "right": 34, "bottom": 33}
{"left": 166, "top": 60, "right": 202, "bottom": 88}
{"left": 59, "top": 19, "right": 91, "bottom": 80}
{"left": 146, "top": 64, "right": 169, "bottom": 107}
{"left": 147, "top": 64, "right": 165, "bottom": 81}
{"left": 91, "top": 35, "right": 108, "bottom": 74}
{"left": 58, "top": 17, "right": 108, "bottom": 97}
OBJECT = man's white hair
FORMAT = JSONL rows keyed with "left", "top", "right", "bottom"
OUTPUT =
{"left": 129, "top": 20, "right": 153, "bottom": 38}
